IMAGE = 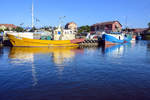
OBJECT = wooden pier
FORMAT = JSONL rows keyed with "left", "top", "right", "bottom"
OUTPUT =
{"left": 0, "top": 34, "right": 12, "bottom": 47}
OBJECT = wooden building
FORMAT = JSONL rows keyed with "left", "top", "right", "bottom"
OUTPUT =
{"left": 91, "top": 21, "right": 122, "bottom": 33}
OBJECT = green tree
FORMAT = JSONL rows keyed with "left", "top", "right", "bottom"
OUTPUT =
{"left": 0, "top": 29, "right": 4, "bottom": 33}
{"left": 78, "top": 25, "right": 90, "bottom": 33}
{"left": 29, "top": 27, "right": 36, "bottom": 32}
{"left": 15, "top": 27, "right": 24, "bottom": 32}
{"left": 11, "top": 28, "right": 16, "bottom": 31}
{"left": 4, "top": 28, "right": 10, "bottom": 31}
{"left": 40, "top": 26, "right": 52, "bottom": 32}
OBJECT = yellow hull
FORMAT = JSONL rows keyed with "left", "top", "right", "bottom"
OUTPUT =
{"left": 7, "top": 34, "right": 78, "bottom": 47}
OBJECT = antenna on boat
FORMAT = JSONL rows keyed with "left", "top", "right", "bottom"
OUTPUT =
{"left": 58, "top": 16, "right": 66, "bottom": 29}
{"left": 32, "top": 0, "right": 34, "bottom": 28}
{"left": 125, "top": 16, "right": 128, "bottom": 28}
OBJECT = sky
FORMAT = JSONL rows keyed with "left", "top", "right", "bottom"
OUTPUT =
{"left": 0, "top": 0, "right": 150, "bottom": 28}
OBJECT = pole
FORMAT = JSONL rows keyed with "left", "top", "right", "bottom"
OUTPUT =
{"left": 32, "top": 0, "right": 34, "bottom": 28}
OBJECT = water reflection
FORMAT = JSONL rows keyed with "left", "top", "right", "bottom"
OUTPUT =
{"left": 101, "top": 43, "right": 131, "bottom": 57}
{"left": 0, "top": 47, "right": 3, "bottom": 57}
{"left": 9, "top": 47, "right": 79, "bottom": 65}
{"left": 147, "top": 41, "right": 150, "bottom": 57}
{"left": 32, "top": 62, "right": 38, "bottom": 86}
{"left": 147, "top": 42, "right": 150, "bottom": 51}
{"left": 51, "top": 48, "right": 75, "bottom": 66}
{"left": 2, "top": 41, "right": 150, "bottom": 100}
{"left": 8, "top": 47, "right": 83, "bottom": 86}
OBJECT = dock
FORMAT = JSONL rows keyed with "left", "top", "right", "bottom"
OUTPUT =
{"left": 79, "top": 39, "right": 102, "bottom": 47}
{"left": 0, "top": 34, "right": 12, "bottom": 47}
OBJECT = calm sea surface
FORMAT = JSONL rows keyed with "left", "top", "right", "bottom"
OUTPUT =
{"left": 0, "top": 41, "right": 150, "bottom": 100}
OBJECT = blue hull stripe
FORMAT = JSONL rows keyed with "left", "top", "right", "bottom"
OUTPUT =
{"left": 103, "top": 34, "right": 132, "bottom": 44}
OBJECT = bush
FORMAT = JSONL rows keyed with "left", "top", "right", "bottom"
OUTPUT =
{"left": 29, "top": 27, "right": 36, "bottom": 32}
{"left": 0, "top": 29, "right": 3, "bottom": 33}
{"left": 148, "top": 22, "right": 150, "bottom": 28}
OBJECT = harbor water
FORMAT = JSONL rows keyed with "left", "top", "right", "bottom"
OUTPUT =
{"left": 0, "top": 41, "right": 150, "bottom": 100}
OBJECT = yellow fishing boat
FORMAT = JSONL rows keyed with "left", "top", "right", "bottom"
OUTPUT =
{"left": 6, "top": 1, "right": 84, "bottom": 47}
{"left": 7, "top": 33, "right": 83, "bottom": 47}
{"left": 6, "top": 21, "right": 84, "bottom": 47}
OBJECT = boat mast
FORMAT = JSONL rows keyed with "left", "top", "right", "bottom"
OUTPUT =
{"left": 32, "top": 0, "right": 34, "bottom": 28}
{"left": 125, "top": 16, "right": 128, "bottom": 28}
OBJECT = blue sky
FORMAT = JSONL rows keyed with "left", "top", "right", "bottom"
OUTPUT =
{"left": 0, "top": 0, "right": 150, "bottom": 28}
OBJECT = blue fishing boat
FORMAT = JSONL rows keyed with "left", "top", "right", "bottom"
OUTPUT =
{"left": 136, "top": 35, "right": 142, "bottom": 40}
{"left": 102, "top": 32, "right": 132, "bottom": 45}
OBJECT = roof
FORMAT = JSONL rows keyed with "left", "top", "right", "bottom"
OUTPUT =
{"left": 0, "top": 24, "right": 17, "bottom": 28}
{"left": 92, "top": 21, "right": 122, "bottom": 26}
{"left": 133, "top": 28, "right": 147, "bottom": 33}
{"left": 65, "top": 22, "right": 77, "bottom": 26}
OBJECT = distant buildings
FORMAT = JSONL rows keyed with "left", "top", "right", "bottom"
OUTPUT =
{"left": 91, "top": 21, "right": 122, "bottom": 33}
{"left": 65, "top": 22, "right": 78, "bottom": 32}
{"left": 133, "top": 28, "right": 148, "bottom": 34}
{"left": 0, "top": 24, "right": 17, "bottom": 30}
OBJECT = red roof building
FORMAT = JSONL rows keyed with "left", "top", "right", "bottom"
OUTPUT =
{"left": 91, "top": 21, "right": 122, "bottom": 33}
{"left": 0, "top": 24, "right": 17, "bottom": 30}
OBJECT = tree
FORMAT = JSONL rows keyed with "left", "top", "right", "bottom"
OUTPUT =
{"left": 0, "top": 29, "right": 3, "bottom": 33}
{"left": 78, "top": 25, "right": 90, "bottom": 33}
{"left": 11, "top": 28, "right": 16, "bottom": 31}
{"left": 148, "top": 22, "right": 150, "bottom": 28}
{"left": 4, "top": 28, "right": 10, "bottom": 31}
{"left": 40, "top": 26, "right": 52, "bottom": 32}
{"left": 29, "top": 27, "right": 36, "bottom": 32}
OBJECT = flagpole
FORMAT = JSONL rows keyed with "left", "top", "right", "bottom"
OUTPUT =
{"left": 32, "top": 0, "right": 34, "bottom": 28}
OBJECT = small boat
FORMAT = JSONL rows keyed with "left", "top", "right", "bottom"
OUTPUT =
{"left": 7, "top": 32, "right": 84, "bottom": 47}
{"left": 102, "top": 32, "right": 132, "bottom": 45}
{"left": 136, "top": 35, "right": 142, "bottom": 40}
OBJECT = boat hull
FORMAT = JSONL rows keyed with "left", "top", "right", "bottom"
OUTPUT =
{"left": 102, "top": 34, "right": 132, "bottom": 45}
{"left": 136, "top": 36, "right": 142, "bottom": 40}
{"left": 7, "top": 34, "right": 79, "bottom": 47}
